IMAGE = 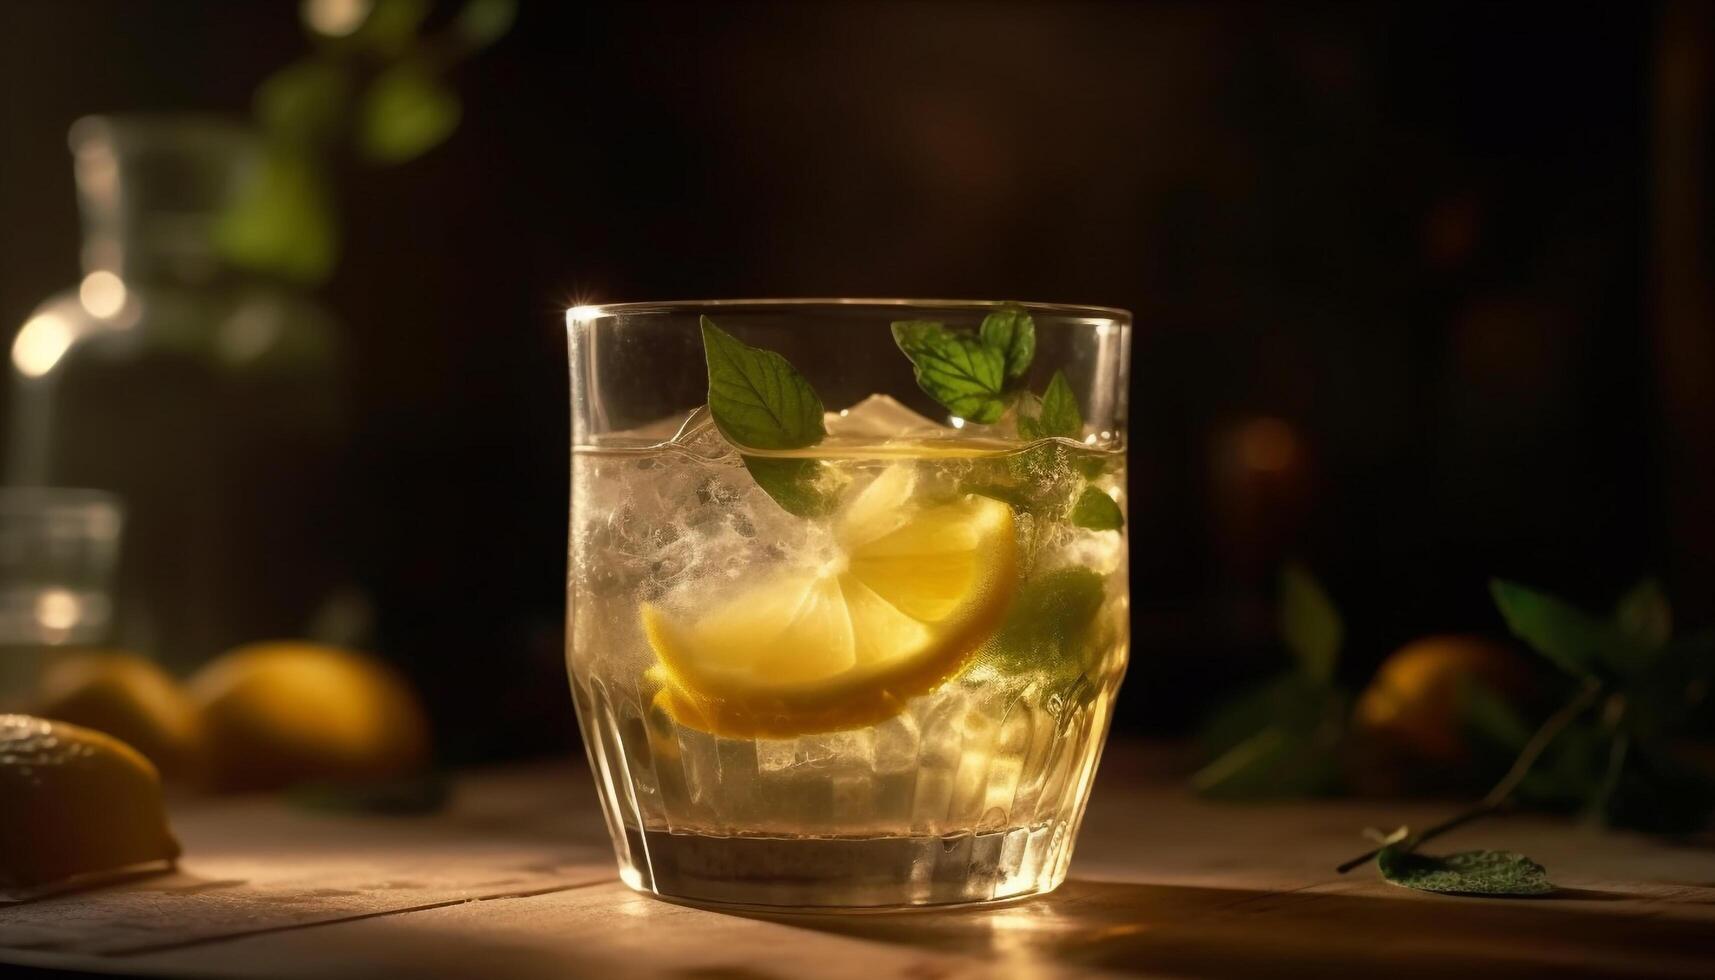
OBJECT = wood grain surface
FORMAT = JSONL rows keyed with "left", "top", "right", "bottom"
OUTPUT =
{"left": 3, "top": 746, "right": 1714, "bottom": 978}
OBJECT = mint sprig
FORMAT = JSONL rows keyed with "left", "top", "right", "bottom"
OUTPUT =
{"left": 891, "top": 321, "right": 1008, "bottom": 423}
{"left": 701, "top": 316, "right": 825, "bottom": 449}
{"left": 1019, "top": 370, "right": 1082, "bottom": 441}
{"left": 979, "top": 305, "right": 1036, "bottom": 381}
{"left": 1070, "top": 486, "right": 1124, "bottom": 531}
{"left": 700, "top": 316, "right": 833, "bottom": 516}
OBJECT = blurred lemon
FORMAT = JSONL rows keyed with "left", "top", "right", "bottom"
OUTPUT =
{"left": 188, "top": 642, "right": 430, "bottom": 792}
{"left": 34, "top": 651, "right": 202, "bottom": 779}
{"left": 1355, "top": 635, "right": 1531, "bottom": 764}
{"left": 0, "top": 714, "right": 180, "bottom": 889}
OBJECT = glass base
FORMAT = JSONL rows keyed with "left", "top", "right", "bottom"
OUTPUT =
{"left": 618, "top": 823, "right": 1070, "bottom": 909}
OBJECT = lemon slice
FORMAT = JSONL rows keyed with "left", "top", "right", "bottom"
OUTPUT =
{"left": 642, "top": 466, "right": 1017, "bottom": 737}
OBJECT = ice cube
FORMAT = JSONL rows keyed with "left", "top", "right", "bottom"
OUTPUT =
{"left": 825, "top": 394, "right": 949, "bottom": 440}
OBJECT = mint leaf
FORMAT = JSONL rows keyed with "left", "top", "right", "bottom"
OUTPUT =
{"left": 1377, "top": 847, "right": 1553, "bottom": 896}
{"left": 742, "top": 456, "right": 835, "bottom": 518}
{"left": 700, "top": 317, "right": 829, "bottom": 516}
{"left": 975, "top": 566, "right": 1106, "bottom": 684}
{"left": 1491, "top": 579, "right": 1648, "bottom": 679}
{"left": 979, "top": 304, "right": 1036, "bottom": 381}
{"left": 1036, "top": 371, "right": 1083, "bottom": 439}
{"left": 891, "top": 321, "right": 1006, "bottom": 423}
{"left": 701, "top": 316, "right": 826, "bottom": 449}
{"left": 1070, "top": 486, "right": 1123, "bottom": 530}
{"left": 1615, "top": 579, "right": 1672, "bottom": 649}
{"left": 1281, "top": 563, "right": 1341, "bottom": 684}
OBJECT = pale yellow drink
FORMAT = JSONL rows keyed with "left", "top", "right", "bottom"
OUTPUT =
{"left": 567, "top": 403, "right": 1128, "bottom": 907}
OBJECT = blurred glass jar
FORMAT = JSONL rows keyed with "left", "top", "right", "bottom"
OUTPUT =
{"left": 5, "top": 115, "right": 348, "bottom": 670}
{"left": 0, "top": 488, "right": 122, "bottom": 705}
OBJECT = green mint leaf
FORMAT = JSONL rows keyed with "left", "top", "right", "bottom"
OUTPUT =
{"left": 1614, "top": 579, "right": 1672, "bottom": 649}
{"left": 978, "top": 304, "right": 1036, "bottom": 381}
{"left": 742, "top": 456, "right": 835, "bottom": 518}
{"left": 1280, "top": 563, "right": 1341, "bottom": 684}
{"left": 360, "top": 65, "right": 462, "bottom": 164}
{"left": 701, "top": 316, "right": 826, "bottom": 450}
{"left": 1017, "top": 415, "right": 1043, "bottom": 441}
{"left": 1070, "top": 486, "right": 1123, "bottom": 530}
{"left": 1377, "top": 847, "right": 1553, "bottom": 896}
{"left": 1491, "top": 579, "right": 1648, "bottom": 679}
{"left": 972, "top": 567, "right": 1109, "bottom": 695}
{"left": 891, "top": 320, "right": 1006, "bottom": 423}
{"left": 1036, "top": 371, "right": 1083, "bottom": 439}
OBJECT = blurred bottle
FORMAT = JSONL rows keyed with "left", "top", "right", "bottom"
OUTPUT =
{"left": 5, "top": 115, "right": 348, "bottom": 670}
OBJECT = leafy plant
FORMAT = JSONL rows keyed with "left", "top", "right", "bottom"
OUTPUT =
{"left": 1337, "top": 576, "right": 1715, "bottom": 885}
{"left": 1192, "top": 563, "right": 1348, "bottom": 798}
{"left": 217, "top": 0, "right": 515, "bottom": 283}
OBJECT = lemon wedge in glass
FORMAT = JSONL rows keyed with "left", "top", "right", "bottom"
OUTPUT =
{"left": 642, "top": 465, "right": 1017, "bottom": 738}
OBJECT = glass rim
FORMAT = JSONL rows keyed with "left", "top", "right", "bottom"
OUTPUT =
{"left": 565, "top": 297, "right": 1131, "bottom": 323}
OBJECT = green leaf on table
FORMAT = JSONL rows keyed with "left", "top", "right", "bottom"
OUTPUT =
{"left": 701, "top": 317, "right": 826, "bottom": 449}
{"left": 360, "top": 65, "right": 462, "bottom": 164}
{"left": 741, "top": 456, "right": 836, "bottom": 518}
{"left": 214, "top": 148, "right": 337, "bottom": 284}
{"left": 1280, "top": 563, "right": 1341, "bottom": 684}
{"left": 1377, "top": 846, "right": 1553, "bottom": 896}
{"left": 1070, "top": 486, "right": 1124, "bottom": 531}
{"left": 1491, "top": 579, "right": 1653, "bottom": 679}
{"left": 256, "top": 61, "right": 351, "bottom": 144}
{"left": 1614, "top": 579, "right": 1672, "bottom": 650}
{"left": 454, "top": 0, "right": 518, "bottom": 48}
{"left": 891, "top": 320, "right": 1007, "bottom": 423}
{"left": 978, "top": 303, "right": 1036, "bottom": 381}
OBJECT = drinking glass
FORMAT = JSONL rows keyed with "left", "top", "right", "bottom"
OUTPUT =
{"left": 566, "top": 300, "right": 1130, "bottom": 909}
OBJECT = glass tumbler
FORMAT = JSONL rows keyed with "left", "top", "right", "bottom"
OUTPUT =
{"left": 566, "top": 300, "right": 1130, "bottom": 909}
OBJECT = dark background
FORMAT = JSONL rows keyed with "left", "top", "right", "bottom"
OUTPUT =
{"left": 3, "top": 0, "right": 1711, "bottom": 761}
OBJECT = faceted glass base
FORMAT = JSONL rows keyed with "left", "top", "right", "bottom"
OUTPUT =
{"left": 618, "top": 824, "right": 1072, "bottom": 909}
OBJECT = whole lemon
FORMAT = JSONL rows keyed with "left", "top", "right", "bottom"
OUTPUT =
{"left": 34, "top": 652, "right": 202, "bottom": 780}
{"left": 188, "top": 642, "right": 431, "bottom": 792}
{"left": 0, "top": 714, "right": 181, "bottom": 889}
{"left": 1355, "top": 635, "right": 1532, "bottom": 765}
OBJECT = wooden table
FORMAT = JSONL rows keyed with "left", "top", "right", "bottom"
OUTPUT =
{"left": 4, "top": 744, "right": 1714, "bottom": 978}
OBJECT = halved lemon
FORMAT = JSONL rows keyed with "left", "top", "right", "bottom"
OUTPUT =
{"left": 642, "top": 465, "right": 1017, "bottom": 738}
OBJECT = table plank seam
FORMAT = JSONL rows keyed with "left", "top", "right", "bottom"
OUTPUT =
{"left": 104, "top": 877, "right": 615, "bottom": 959}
